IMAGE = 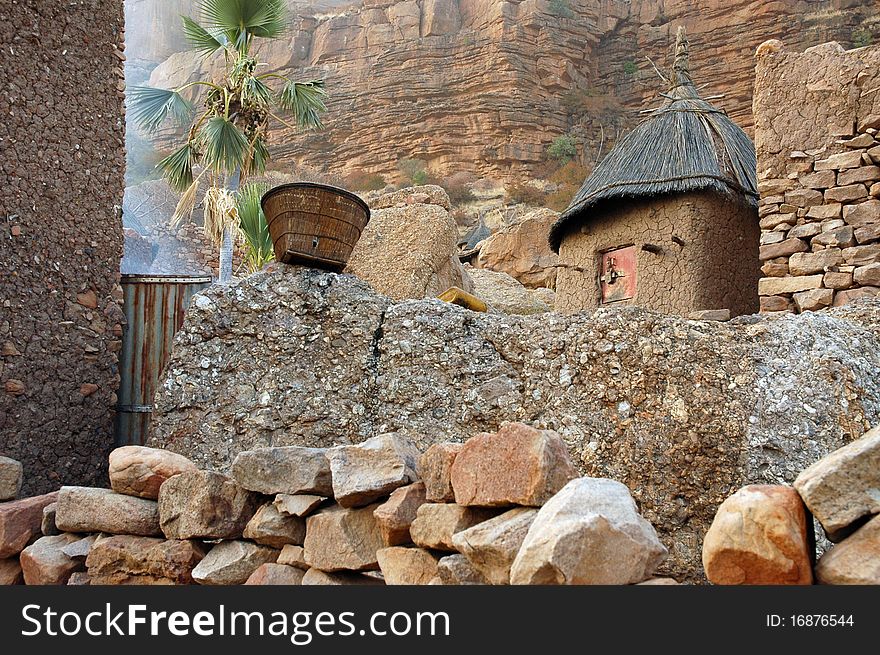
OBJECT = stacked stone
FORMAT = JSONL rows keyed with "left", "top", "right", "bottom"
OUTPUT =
{"left": 702, "top": 424, "right": 880, "bottom": 584}
{"left": 758, "top": 114, "right": 880, "bottom": 313}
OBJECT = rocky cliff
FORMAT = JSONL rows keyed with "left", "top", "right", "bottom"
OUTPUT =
{"left": 135, "top": 0, "right": 879, "bottom": 182}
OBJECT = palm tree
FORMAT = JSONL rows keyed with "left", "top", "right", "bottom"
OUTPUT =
{"left": 129, "top": 0, "right": 326, "bottom": 282}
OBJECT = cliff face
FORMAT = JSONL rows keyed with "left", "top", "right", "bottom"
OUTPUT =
{"left": 138, "top": 0, "right": 879, "bottom": 181}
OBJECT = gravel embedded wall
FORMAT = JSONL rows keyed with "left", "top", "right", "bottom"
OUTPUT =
{"left": 0, "top": 0, "right": 126, "bottom": 494}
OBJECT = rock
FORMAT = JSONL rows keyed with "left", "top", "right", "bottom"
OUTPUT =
{"left": 410, "top": 503, "right": 498, "bottom": 551}
{"left": 301, "top": 568, "right": 385, "bottom": 586}
{"left": 108, "top": 445, "right": 197, "bottom": 499}
{"left": 637, "top": 577, "right": 682, "bottom": 585}
{"left": 85, "top": 536, "right": 206, "bottom": 585}
{"left": 451, "top": 507, "right": 538, "bottom": 584}
{"left": 843, "top": 243, "right": 880, "bottom": 265}
{"left": 370, "top": 185, "right": 451, "bottom": 211}
{"left": 833, "top": 286, "right": 880, "bottom": 306}
{"left": 793, "top": 288, "right": 834, "bottom": 312}
{"left": 303, "top": 504, "right": 384, "bottom": 571}
{"left": 436, "top": 554, "right": 488, "bottom": 585}
{"left": 277, "top": 545, "right": 308, "bottom": 569}
{"left": 466, "top": 268, "right": 553, "bottom": 315}
{"left": 759, "top": 237, "right": 808, "bottom": 261}
{"left": 451, "top": 422, "right": 576, "bottom": 507}
{"left": 688, "top": 309, "right": 731, "bottom": 321}
{"left": 854, "top": 263, "right": 880, "bottom": 286}
{"left": 55, "top": 487, "right": 161, "bottom": 537}
{"left": 701, "top": 485, "right": 813, "bottom": 585}
{"left": 806, "top": 203, "right": 843, "bottom": 219}
{"left": 510, "top": 478, "right": 667, "bottom": 585}
{"left": 0, "top": 557, "right": 23, "bottom": 585}
{"left": 758, "top": 274, "right": 823, "bottom": 295}
{"left": 0, "top": 456, "right": 23, "bottom": 500}
{"left": 0, "top": 492, "right": 57, "bottom": 558}
{"left": 788, "top": 250, "right": 843, "bottom": 276}
{"left": 814, "top": 151, "right": 864, "bottom": 171}
{"left": 232, "top": 446, "right": 332, "bottom": 497}
{"left": 760, "top": 295, "right": 790, "bottom": 312}
{"left": 377, "top": 547, "right": 441, "bottom": 585}
{"left": 41, "top": 503, "right": 58, "bottom": 536}
{"left": 476, "top": 208, "right": 560, "bottom": 289}
{"left": 61, "top": 534, "right": 98, "bottom": 560}
{"left": 787, "top": 221, "right": 821, "bottom": 238}
{"left": 244, "top": 563, "right": 305, "bottom": 585}
{"left": 826, "top": 184, "right": 869, "bottom": 203}
{"left": 243, "top": 503, "right": 306, "bottom": 548}
{"left": 373, "top": 482, "right": 427, "bottom": 546}
{"left": 839, "top": 166, "right": 880, "bottom": 186}
{"left": 20, "top": 534, "right": 84, "bottom": 585}
{"left": 793, "top": 425, "right": 880, "bottom": 539}
{"left": 66, "top": 572, "right": 91, "bottom": 586}
{"left": 327, "top": 433, "right": 420, "bottom": 508}
{"left": 812, "top": 225, "right": 855, "bottom": 248}
{"left": 824, "top": 271, "right": 853, "bottom": 289}
{"left": 191, "top": 541, "right": 278, "bottom": 585}
{"left": 814, "top": 515, "right": 880, "bottom": 584}
{"left": 273, "top": 494, "right": 326, "bottom": 518}
{"left": 418, "top": 443, "right": 463, "bottom": 503}
{"left": 159, "top": 470, "right": 259, "bottom": 540}
{"left": 346, "top": 202, "right": 473, "bottom": 300}
{"left": 784, "top": 188, "right": 823, "bottom": 207}
{"left": 798, "top": 170, "right": 836, "bottom": 189}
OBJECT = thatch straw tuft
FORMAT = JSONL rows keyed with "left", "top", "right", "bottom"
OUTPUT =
{"left": 549, "top": 27, "right": 758, "bottom": 253}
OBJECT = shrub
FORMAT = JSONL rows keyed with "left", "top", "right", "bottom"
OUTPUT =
{"left": 506, "top": 182, "right": 547, "bottom": 206}
{"left": 853, "top": 28, "right": 873, "bottom": 49}
{"left": 442, "top": 171, "right": 477, "bottom": 204}
{"left": 548, "top": 0, "right": 574, "bottom": 19}
{"left": 549, "top": 160, "right": 589, "bottom": 187}
{"left": 548, "top": 135, "right": 578, "bottom": 162}
{"left": 623, "top": 60, "right": 638, "bottom": 76}
{"left": 343, "top": 170, "right": 386, "bottom": 192}
{"left": 397, "top": 157, "right": 428, "bottom": 185}
{"left": 412, "top": 170, "right": 429, "bottom": 186}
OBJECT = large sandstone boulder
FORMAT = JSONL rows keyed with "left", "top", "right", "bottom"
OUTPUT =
{"left": 466, "top": 268, "right": 553, "bottom": 315}
{"left": 476, "top": 208, "right": 560, "bottom": 289}
{"left": 303, "top": 504, "right": 385, "bottom": 572}
{"left": 232, "top": 446, "right": 333, "bottom": 497}
{"left": 191, "top": 541, "right": 278, "bottom": 585}
{"left": 108, "top": 446, "right": 196, "bottom": 499}
{"left": 158, "top": 470, "right": 259, "bottom": 540}
{"left": 20, "top": 534, "right": 84, "bottom": 585}
{"left": 85, "top": 536, "right": 206, "bottom": 585}
{"left": 0, "top": 492, "right": 57, "bottom": 558}
{"left": 815, "top": 514, "right": 880, "bottom": 584}
{"left": 150, "top": 267, "right": 880, "bottom": 581}
{"left": 55, "top": 487, "right": 161, "bottom": 537}
{"left": 328, "top": 433, "right": 421, "bottom": 508}
{"left": 452, "top": 507, "right": 538, "bottom": 584}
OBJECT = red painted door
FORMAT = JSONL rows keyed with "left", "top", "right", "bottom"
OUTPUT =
{"left": 600, "top": 246, "right": 637, "bottom": 304}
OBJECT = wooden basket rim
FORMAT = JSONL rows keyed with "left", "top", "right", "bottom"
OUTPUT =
{"left": 261, "top": 182, "right": 370, "bottom": 221}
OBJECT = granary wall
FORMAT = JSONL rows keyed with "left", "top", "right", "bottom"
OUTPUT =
{"left": 0, "top": 0, "right": 126, "bottom": 494}
{"left": 754, "top": 41, "right": 880, "bottom": 313}
{"left": 554, "top": 192, "right": 760, "bottom": 317}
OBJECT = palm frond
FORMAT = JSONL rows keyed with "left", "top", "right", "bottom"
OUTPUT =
{"left": 242, "top": 76, "right": 272, "bottom": 106}
{"left": 156, "top": 143, "right": 196, "bottom": 193}
{"left": 242, "top": 137, "right": 269, "bottom": 177}
{"left": 170, "top": 176, "right": 202, "bottom": 228}
{"left": 181, "top": 16, "right": 227, "bottom": 57}
{"left": 236, "top": 182, "right": 274, "bottom": 273}
{"left": 199, "top": 0, "right": 288, "bottom": 49}
{"left": 277, "top": 80, "right": 327, "bottom": 129}
{"left": 203, "top": 186, "right": 239, "bottom": 245}
{"left": 197, "top": 116, "right": 249, "bottom": 174}
{"left": 129, "top": 86, "right": 193, "bottom": 132}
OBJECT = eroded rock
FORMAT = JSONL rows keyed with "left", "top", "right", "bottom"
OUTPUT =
{"left": 55, "top": 487, "right": 161, "bottom": 537}
{"left": 328, "top": 433, "right": 420, "bottom": 508}
{"left": 159, "top": 470, "right": 258, "bottom": 540}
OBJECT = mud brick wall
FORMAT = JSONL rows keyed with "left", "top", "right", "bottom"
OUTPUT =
{"left": 0, "top": 1, "right": 126, "bottom": 494}
{"left": 754, "top": 41, "right": 880, "bottom": 313}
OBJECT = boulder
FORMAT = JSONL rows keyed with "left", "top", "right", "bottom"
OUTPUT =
{"left": 303, "top": 504, "right": 384, "bottom": 571}
{"left": 815, "top": 515, "right": 880, "bottom": 584}
{"left": 61, "top": 535, "right": 98, "bottom": 560}
{"left": 243, "top": 503, "right": 306, "bottom": 548}
{"left": 274, "top": 494, "right": 326, "bottom": 518}
{"left": 85, "top": 536, "right": 206, "bottom": 585}
{"left": 0, "top": 557, "right": 23, "bottom": 585}
{"left": 794, "top": 425, "right": 880, "bottom": 539}
{"left": 0, "top": 492, "right": 57, "bottom": 558}
{"left": 55, "top": 487, "right": 161, "bottom": 537}
{"left": 418, "top": 443, "right": 462, "bottom": 503}
{"left": 244, "top": 563, "right": 306, "bottom": 585}
{"left": 191, "top": 541, "right": 278, "bottom": 585}
{"left": 108, "top": 446, "right": 197, "bottom": 499}
{"left": 41, "top": 503, "right": 58, "bottom": 536}
{"left": 436, "top": 554, "right": 488, "bottom": 585}
{"left": 377, "top": 547, "right": 440, "bottom": 585}
{"left": 277, "top": 545, "right": 308, "bottom": 569}
{"left": 451, "top": 423, "right": 577, "bottom": 507}
{"left": 452, "top": 507, "right": 538, "bottom": 584}
{"left": 20, "top": 534, "right": 84, "bottom": 585}
{"left": 466, "top": 268, "right": 553, "bottom": 315}
{"left": 369, "top": 185, "right": 451, "bottom": 211}
{"left": 476, "top": 208, "right": 560, "bottom": 289}
{"left": 301, "top": 568, "right": 385, "bottom": 586}
{"left": 159, "top": 470, "right": 259, "bottom": 540}
{"left": 701, "top": 485, "right": 813, "bottom": 585}
{"left": 410, "top": 503, "right": 498, "bottom": 551}
{"left": 327, "top": 433, "right": 420, "bottom": 508}
{"left": 510, "top": 478, "right": 667, "bottom": 585}
{"left": 232, "top": 447, "right": 332, "bottom": 497}
{"left": 373, "top": 483, "right": 427, "bottom": 546}
{"left": 0, "top": 456, "right": 23, "bottom": 500}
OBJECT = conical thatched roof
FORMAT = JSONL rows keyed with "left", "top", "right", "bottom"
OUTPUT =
{"left": 548, "top": 27, "right": 758, "bottom": 253}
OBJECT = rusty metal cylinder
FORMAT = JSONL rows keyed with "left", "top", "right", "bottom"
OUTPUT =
{"left": 115, "top": 274, "right": 212, "bottom": 446}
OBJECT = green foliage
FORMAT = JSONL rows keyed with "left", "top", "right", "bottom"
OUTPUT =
{"left": 128, "top": 87, "right": 193, "bottom": 132}
{"left": 278, "top": 80, "right": 328, "bottom": 129}
{"left": 548, "top": 0, "right": 574, "bottom": 19}
{"left": 412, "top": 170, "right": 429, "bottom": 185}
{"left": 156, "top": 144, "right": 198, "bottom": 193}
{"left": 853, "top": 28, "right": 873, "bottom": 49}
{"left": 623, "top": 60, "right": 638, "bottom": 76}
{"left": 397, "top": 157, "right": 429, "bottom": 185}
{"left": 548, "top": 135, "right": 578, "bottom": 162}
{"left": 236, "top": 182, "right": 275, "bottom": 274}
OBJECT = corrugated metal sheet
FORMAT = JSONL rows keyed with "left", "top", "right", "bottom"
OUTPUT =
{"left": 115, "top": 274, "right": 211, "bottom": 446}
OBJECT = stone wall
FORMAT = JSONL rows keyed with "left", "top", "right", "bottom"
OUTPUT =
{"left": 555, "top": 192, "right": 759, "bottom": 317}
{"left": 754, "top": 41, "right": 880, "bottom": 313}
{"left": 0, "top": 0, "right": 126, "bottom": 494}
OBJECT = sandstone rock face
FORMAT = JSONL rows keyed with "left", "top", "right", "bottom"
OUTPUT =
{"left": 418, "top": 443, "right": 462, "bottom": 503}
{"left": 108, "top": 446, "right": 197, "bottom": 499}
{"left": 243, "top": 504, "right": 306, "bottom": 548}
{"left": 510, "top": 478, "right": 667, "bottom": 585}
{"left": 0, "top": 456, "right": 23, "bottom": 500}
{"left": 466, "top": 268, "right": 553, "bottom": 315}
{"left": 794, "top": 426, "right": 880, "bottom": 539}
{"left": 0, "top": 557, "right": 23, "bottom": 585}
{"left": 476, "top": 209, "right": 560, "bottom": 289}
{"left": 159, "top": 470, "right": 259, "bottom": 540}
{"left": 701, "top": 485, "right": 813, "bottom": 585}
{"left": 301, "top": 568, "right": 385, "bottom": 586}
{"left": 274, "top": 494, "right": 326, "bottom": 518}
{"left": 328, "top": 433, "right": 420, "bottom": 508}
{"left": 55, "top": 487, "right": 161, "bottom": 537}
{"left": 410, "top": 503, "right": 498, "bottom": 552}
{"left": 303, "top": 505, "right": 384, "bottom": 572}
{"left": 452, "top": 507, "right": 538, "bottom": 585}
{"left": 370, "top": 185, "right": 450, "bottom": 211}
{"left": 451, "top": 422, "right": 577, "bottom": 507}
{"left": 377, "top": 547, "right": 440, "bottom": 585}
{"left": 373, "top": 483, "right": 427, "bottom": 546}
{"left": 232, "top": 447, "right": 333, "bottom": 497}
{"left": 20, "top": 534, "right": 84, "bottom": 585}
{"left": 814, "top": 515, "right": 880, "bottom": 585}
{"left": 0, "top": 492, "right": 57, "bottom": 558}
{"left": 85, "top": 536, "right": 206, "bottom": 585}
{"left": 151, "top": 267, "right": 880, "bottom": 581}
{"left": 245, "top": 563, "right": 305, "bottom": 586}
{"left": 191, "top": 541, "right": 279, "bottom": 585}
{"left": 436, "top": 553, "right": 488, "bottom": 585}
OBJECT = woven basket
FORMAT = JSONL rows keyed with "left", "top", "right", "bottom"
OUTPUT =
{"left": 261, "top": 182, "right": 370, "bottom": 271}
